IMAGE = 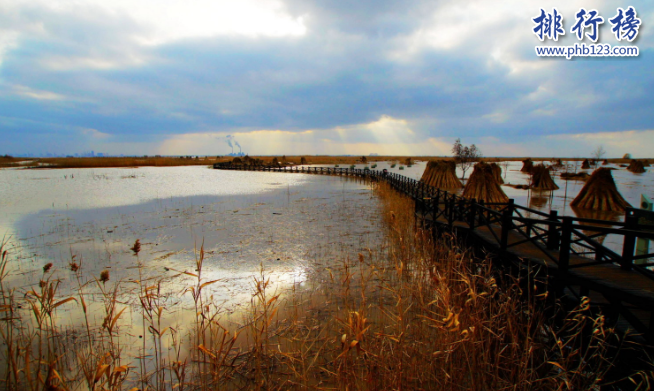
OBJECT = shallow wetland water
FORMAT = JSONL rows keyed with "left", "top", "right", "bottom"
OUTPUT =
{"left": 2, "top": 161, "right": 651, "bottom": 306}
{"left": 0, "top": 166, "right": 385, "bottom": 373}
{"left": 0, "top": 160, "right": 651, "bottom": 388}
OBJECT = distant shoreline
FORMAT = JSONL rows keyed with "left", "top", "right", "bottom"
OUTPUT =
{"left": 1, "top": 155, "right": 649, "bottom": 169}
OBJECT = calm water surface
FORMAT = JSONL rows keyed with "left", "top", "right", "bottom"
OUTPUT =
{"left": 2, "top": 162, "right": 651, "bottom": 293}
{"left": 0, "top": 161, "right": 651, "bottom": 375}
{"left": 0, "top": 166, "right": 385, "bottom": 330}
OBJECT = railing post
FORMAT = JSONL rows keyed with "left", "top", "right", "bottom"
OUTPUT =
{"left": 468, "top": 199, "right": 477, "bottom": 229}
{"left": 547, "top": 210, "right": 560, "bottom": 250}
{"left": 434, "top": 190, "right": 441, "bottom": 222}
{"left": 500, "top": 199, "right": 514, "bottom": 251}
{"left": 421, "top": 182, "right": 425, "bottom": 203}
{"left": 448, "top": 195, "right": 455, "bottom": 228}
{"left": 559, "top": 216, "right": 572, "bottom": 274}
{"left": 421, "top": 183, "right": 426, "bottom": 218}
{"left": 621, "top": 209, "right": 638, "bottom": 270}
{"left": 422, "top": 184, "right": 428, "bottom": 218}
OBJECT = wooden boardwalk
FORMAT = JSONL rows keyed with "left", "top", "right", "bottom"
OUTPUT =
{"left": 214, "top": 163, "right": 654, "bottom": 342}
{"left": 423, "top": 212, "right": 654, "bottom": 334}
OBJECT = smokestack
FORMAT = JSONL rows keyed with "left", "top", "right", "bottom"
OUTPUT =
{"left": 235, "top": 141, "right": 242, "bottom": 154}
{"left": 226, "top": 135, "right": 234, "bottom": 154}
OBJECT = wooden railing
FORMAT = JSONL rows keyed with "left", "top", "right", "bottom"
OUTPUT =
{"left": 214, "top": 163, "right": 654, "bottom": 282}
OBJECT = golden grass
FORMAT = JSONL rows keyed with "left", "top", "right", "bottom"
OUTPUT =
{"left": 0, "top": 180, "right": 652, "bottom": 390}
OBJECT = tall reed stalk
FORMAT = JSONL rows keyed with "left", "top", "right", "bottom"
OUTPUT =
{"left": 0, "top": 181, "right": 651, "bottom": 390}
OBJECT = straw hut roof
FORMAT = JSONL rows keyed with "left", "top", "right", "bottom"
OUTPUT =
{"left": 531, "top": 164, "right": 559, "bottom": 190}
{"left": 462, "top": 162, "right": 509, "bottom": 203}
{"left": 627, "top": 160, "right": 646, "bottom": 173}
{"left": 232, "top": 157, "right": 243, "bottom": 164}
{"left": 405, "top": 157, "right": 413, "bottom": 166}
{"left": 581, "top": 159, "right": 591, "bottom": 169}
{"left": 570, "top": 168, "right": 631, "bottom": 211}
{"left": 490, "top": 162, "right": 503, "bottom": 184}
{"left": 521, "top": 158, "right": 534, "bottom": 173}
{"left": 420, "top": 160, "right": 463, "bottom": 189}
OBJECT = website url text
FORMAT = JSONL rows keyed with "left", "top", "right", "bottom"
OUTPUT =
{"left": 535, "top": 43, "right": 639, "bottom": 59}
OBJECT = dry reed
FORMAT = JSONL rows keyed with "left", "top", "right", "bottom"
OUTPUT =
{"left": 0, "top": 179, "right": 652, "bottom": 390}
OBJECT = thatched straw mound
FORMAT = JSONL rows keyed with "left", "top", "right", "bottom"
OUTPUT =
{"left": 405, "top": 157, "right": 413, "bottom": 166}
{"left": 490, "top": 163, "right": 503, "bottom": 184}
{"left": 462, "top": 162, "right": 509, "bottom": 203}
{"left": 232, "top": 157, "right": 243, "bottom": 164}
{"left": 628, "top": 160, "right": 646, "bottom": 173}
{"left": 581, "top": 159, "right": 591, "bottom": 169}
{"left": 243, "top": 155, "right": 263, "bottom": 166}
{"left": 552, "top": 159, "right": 564, "bottom": 168}
{"left": 521, "top": 158, "right": 534, "bottom": 173}
{"left": 602, "top": 159, "right": 609, "bottom": 165}
{"left": 300, "top": 157, "right": 307, "bottom": 165}
{"left": 271, "top": 157, "right": 280, "bottom": 166}
{"left": 570, "top": 168, "right": 631, "bottom": 211}
{"left": 420, "top": 161, "right": 463, "bottom": 189}
{"left": 531, "top": 164, "right": 559, "bottom": 190}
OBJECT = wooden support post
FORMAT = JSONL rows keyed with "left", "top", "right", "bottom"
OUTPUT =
{"left": 559, "top": 216, "right": 572, "bottom": 274}
{"left": 547, "top": 210, "right": 560, "bottom": 250}
{"left": 500, "top": 199, "right": 514, "bottom": 251}
{"left": 621, "top": 209, "right": 638, "bottom": 270}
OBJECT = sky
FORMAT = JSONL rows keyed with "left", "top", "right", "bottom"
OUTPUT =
{"left": 0, "top": 0, "right": 653, "bottom": 157}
